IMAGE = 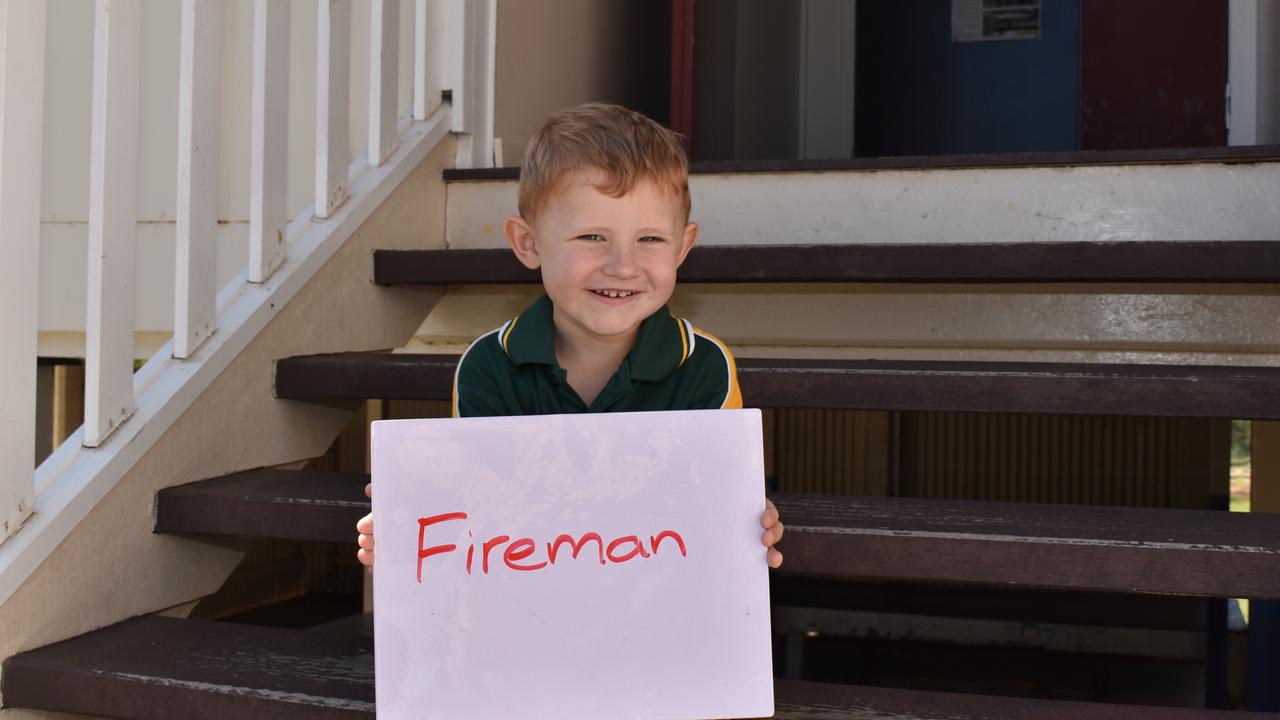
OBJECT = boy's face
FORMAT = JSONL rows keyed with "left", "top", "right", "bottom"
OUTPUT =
{"left": 505, "top": 168, "right": 697, "bottom": 351}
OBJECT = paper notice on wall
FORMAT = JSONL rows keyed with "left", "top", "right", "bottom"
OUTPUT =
{"left": 953, "top": 0, "right": 1041, "bottom": 42}
{"left": 370, "top": 409, "right": 774, "bottom": 720}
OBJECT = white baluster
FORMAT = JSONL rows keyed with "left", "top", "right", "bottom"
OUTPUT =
{"left": 441, "top": 0, "right": 464, "bottom": 131}
{"left": 316, "top": 0, "right": 350, "bottom": 219}
{"left": 369, "top": 0, "right": 399, "bottom": 167}
{"left": 250, "top": 0, "right": 289, "bottom": 283}
{"left": 0, "top": 0, "right": 47, "bottom": 540}
{"left": 175, "top": 0, "right": 222, "bottom": 359}
{"left": 85, "top": 0, "right": 142, "bottom": 448}
{"left": 453, "top": 0, "right": 495, "bottom": 169}
{"left": 413, "top": 0, "right": 442, "bottom": 121}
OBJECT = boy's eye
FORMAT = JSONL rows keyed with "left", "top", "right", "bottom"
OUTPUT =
{"left": 639, "top": 235, "right": 666, "bottom": 243}
{"left": 576, "top": 233, "right": 605, "bottom": 241}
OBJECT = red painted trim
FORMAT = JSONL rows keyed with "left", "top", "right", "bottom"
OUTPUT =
{"left": 670, "top": 0, "right": 695, "bottom": 155}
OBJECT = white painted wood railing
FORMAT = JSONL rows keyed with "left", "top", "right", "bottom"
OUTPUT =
{"left": 0, "top": 0, "right": 48, "bottom": 542}
{"left": 0, "top": 0, "right": 494, "bottom": 598}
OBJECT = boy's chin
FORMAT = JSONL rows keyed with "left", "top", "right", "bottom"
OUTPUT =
{"left": 569, "top": 310, "right": 654, "bottom": 342}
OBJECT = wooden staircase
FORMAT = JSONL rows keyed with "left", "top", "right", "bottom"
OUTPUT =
{"left": 4, "top": 615, "right": 1274, "bottom": 720}
{"left": 6, "top": 171, "right": 1280, "bottom": 716}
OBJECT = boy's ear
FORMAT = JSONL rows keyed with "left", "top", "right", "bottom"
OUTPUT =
{"left": 504, "top": 216, "right": 541, "bottom": 270}
{"left": 675, "top": 222, "right": 698, "bottom": 266}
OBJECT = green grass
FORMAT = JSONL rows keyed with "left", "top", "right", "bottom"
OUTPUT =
{"left": 1229, "top": 420, "right": 1252, "bottom": 625}
{"left": 1230, "top": 460, "right": 1251, "bottom": 514}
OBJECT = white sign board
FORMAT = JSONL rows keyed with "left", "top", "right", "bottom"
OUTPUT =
{"left": 371, "top": 409, "right": 774, "bottom": 720}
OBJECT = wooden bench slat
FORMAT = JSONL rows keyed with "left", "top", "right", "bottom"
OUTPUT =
{"left": 373, "top": 242, "right": 1280, "bottom": 285}
{"left": 155, "top": 469, "right": 369, "bottom": 543}
{"left": 3, "top": 616, "right": 1267, "bottom": 720}
{"left": 773, "top": 494, "right": 1280, "bottom": 599}
{"left": 274, "top": 352, "right": 1280, "bottom": 420}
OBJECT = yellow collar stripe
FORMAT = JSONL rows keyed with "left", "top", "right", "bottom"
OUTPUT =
{"left": 500, "top": 316, "right": 520, "bottom": 354}
{"left": 675, "top": 316, "right": 689, "bottom": 365}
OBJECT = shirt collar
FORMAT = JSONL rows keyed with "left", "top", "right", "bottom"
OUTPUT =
{"left": 502, "top": 294, "right": 691, "bottom": 382}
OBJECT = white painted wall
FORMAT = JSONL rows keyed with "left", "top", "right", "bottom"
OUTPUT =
{"left": 492, "top": 0, "right": 638, "bottom": 165}
{"left": 37, "top": 0, "right": 419, "bottom": 358}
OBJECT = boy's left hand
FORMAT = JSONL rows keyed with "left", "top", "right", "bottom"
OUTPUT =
{"left": 762, "top": 498, "right": 784, "bottom": 569}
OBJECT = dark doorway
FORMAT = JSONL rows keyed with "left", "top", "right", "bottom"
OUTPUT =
{"left": 677, "top": 0, "right": 1233, "bottom": 161}
{"left": 854, "top": 0, "right": 1081, "bottom": 158}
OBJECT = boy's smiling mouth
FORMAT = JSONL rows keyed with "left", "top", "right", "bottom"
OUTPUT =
{"left": 590, "top": 289, "right": 640, "bottom": 299}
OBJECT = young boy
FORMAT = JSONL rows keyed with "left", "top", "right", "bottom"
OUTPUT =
{"left": 356, "top": 103, "right": 783, "bottom": 567}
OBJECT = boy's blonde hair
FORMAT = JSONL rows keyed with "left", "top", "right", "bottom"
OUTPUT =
{"left": 519, "top": 103, "right": 691, "bottom": 223}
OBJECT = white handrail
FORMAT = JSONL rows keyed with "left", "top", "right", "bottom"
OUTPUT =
{"left": 4, "top": 0, "right": 495, "bottom": 604}
{"left": 0, "top": 0, "right": 47, "bottom": 543}
{"left": 84, "top": 0, "right": 141, "bottom": 448}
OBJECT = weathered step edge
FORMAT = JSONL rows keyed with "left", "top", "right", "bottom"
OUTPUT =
{"left": 773, "top": 494, "right": 1280, "bottom": 600}
{"left": 374, "top": 242, "right": 1280, "bottom": 285}
{"left": 274, "top": 352, "right": 1280, "bottom": 420}
{"left": 3, "top": 615, "right": 1270, "bottom": 720}
{"left": 155, "top": 469, "right": 369, "bottom": 544}
{"left": 156, "top": 471, "right": 1280, "bottom": 600}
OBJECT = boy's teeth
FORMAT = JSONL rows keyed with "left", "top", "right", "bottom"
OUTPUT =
{"left": 597, "top": 290, "right": 634, "bottom": 298}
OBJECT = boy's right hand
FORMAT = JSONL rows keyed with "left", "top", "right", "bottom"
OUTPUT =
{"left": 356, "top": 482, "right": 375, "bottom": 567}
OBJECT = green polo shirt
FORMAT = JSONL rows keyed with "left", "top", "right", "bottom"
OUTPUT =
{"left": 452, "top": 294, "right": 742, "bottom": 417}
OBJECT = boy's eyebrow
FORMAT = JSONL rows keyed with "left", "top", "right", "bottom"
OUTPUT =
{"left": 568, "top": 226, "right": 610, "bottom": 236}
{"left": 568, "top": 225, "right": 674, "bottom": 237}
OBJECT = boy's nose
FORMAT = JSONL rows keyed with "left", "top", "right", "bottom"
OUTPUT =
{"left": 603, "top": 244, "right": 639, "bottom": 277}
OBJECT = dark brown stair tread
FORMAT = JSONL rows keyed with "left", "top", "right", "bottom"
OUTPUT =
{"left": 274, "top": 351, "right": 1280, "bottom": 419}
{"left": 1, "top": 616, "right": 373, "bottom": 720}
{"left": 442, "top": 144, "right": 1280, "bottom": 181}
{"left": 776, "top": 680, "right": 1272, "bottom": 719}
{"left": 3, "top": 616, "right": 1266, "bottom": 720}
{"left": 374, "top": 241, "right": 1280, "bottom": 285}
{"left": 156, "top": 469, "right": 369, "bottom": 543}
{"left": 774, "top": 494, "right": 1280, "bottom": 599}
{"left": 274, "top": 351, "right": 456, "bottom": 403}
{"left": 154, "top": 469, "right": 1280, "bottom": 599}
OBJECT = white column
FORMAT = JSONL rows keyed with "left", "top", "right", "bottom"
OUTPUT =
{"left": 175, "top": 0, "right": 222, "bottom": 359}
{"left": 0, "top": 0, "right": 47, "bottom": 540}
{"left": 475, "top": 0, "right": 496, "bottom": 168}
{"left": 369, "top": 0, "right": 399, "bottom": 167}
{"left": 316, "top": 0, "right": 350, "bottom": 219}
{"left": 85, "top": 0, "right": 142, "bottom": 447}
{"left": 441, "top": 0, "right": 464, "bottom": 132}
{"left": 1229, "top": 0, "right": 1259, "bottom": 146}
{"left": 413, "top": 0, "right": 443, "bottom": 121}
{"left": 454, "top": 0, "right": 494, "bottom": 169}
{"left": 250, "top": 0, "right": 289, "bottom": 283}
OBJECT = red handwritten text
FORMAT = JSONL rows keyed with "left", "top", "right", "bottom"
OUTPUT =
{"left": 416, "top": 513, "right": 688, "bottom": 583}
